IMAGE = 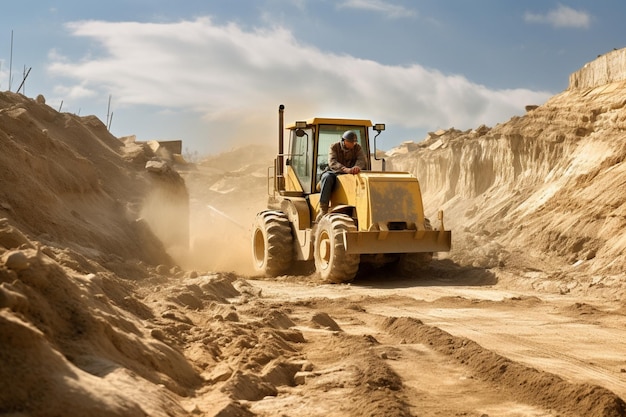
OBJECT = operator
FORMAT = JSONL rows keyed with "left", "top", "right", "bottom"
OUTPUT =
{"left": 316, "top": 130, "right": 367, "bottom": 222}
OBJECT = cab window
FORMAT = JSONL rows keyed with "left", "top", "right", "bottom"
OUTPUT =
{"left": 289, "top": 127, "right": 314, "bottom": 193}
{"left": 316, "top": 125, "right": 368, "bottom": 183}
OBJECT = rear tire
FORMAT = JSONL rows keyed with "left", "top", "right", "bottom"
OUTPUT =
{"left": 252, "top": 210, "right": 293, "bottom": 276}
{"left": 314, "top": 214, "right": 360, "bottom": 283}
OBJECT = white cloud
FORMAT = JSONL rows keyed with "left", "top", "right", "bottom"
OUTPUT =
{"left": 53, "top": 83, "right": 97, "bottom": 100}
{"left": 336, "top": 0, "right": 416, "bottom": 19}
{"left": 47, "top": 18, "right": 551, "bottom": 152}
{"left": 524, "top": 4, "right": 590, "bottom": 29}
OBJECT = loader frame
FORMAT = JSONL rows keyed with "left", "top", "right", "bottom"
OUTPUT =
{"left": 251, "top": 105, "right": 451, "bottom": 282}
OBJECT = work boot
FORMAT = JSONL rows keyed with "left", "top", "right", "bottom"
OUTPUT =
{"left": 315, "top": 203, "right": 329, "bottom": 223}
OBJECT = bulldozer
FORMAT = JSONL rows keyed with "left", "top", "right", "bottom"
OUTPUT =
{"left": 251, "top": 105, "right": 451, "bottom": 283}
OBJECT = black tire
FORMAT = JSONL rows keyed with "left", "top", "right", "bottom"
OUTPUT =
{"left": 252, "top": 210, "right": 293, "bottom": 276}
{"left": 395, "top": 217, "right": 434, "bottom": 277}
{"left": 314, "top": 214, "right": 360, "bottom": 283}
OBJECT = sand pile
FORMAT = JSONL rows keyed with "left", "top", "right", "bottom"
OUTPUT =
{"left": 0, "top": 91, "right": 196, "bottom": 416}
{"left": 0, "top": 91, "right": 181, "bottom": 269}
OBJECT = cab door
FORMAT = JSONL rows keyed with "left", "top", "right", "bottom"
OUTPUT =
{"left": 287, "top": 127, "right": 314, "bottom": 194}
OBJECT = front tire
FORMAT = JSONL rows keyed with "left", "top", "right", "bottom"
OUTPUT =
{"left": 252, "top": 210, "right": 293, "bottom": 276}
{"left": 314, "top": 214, "right": 360, "bottom": 283}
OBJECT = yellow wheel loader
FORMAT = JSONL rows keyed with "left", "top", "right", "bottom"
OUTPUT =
{"left": 252, "top": 105, "right": 451, "bottom": 283}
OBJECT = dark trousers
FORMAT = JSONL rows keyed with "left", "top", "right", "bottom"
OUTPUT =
{"left": 319, "top": 171, "right": 339, "bottom": 205}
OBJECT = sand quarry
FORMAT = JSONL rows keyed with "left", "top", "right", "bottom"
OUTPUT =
{"left": 2, "top": 51, "right": 626, "bottom": 417}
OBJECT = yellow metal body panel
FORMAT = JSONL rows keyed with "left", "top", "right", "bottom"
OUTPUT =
{"left": 275, "top": 169, "right": 451, "bottom": 257}
{"left": 324, "top": 171, "right": 451, "bottom": 255}
{"left": 309, "top": 193, "right": 321, "bottom": 214}
{"left": 284, "top": 165, "right": 303, "bottom": 193}
{"left": 331, "top": 172, "right": 426, "bottom": 232}
{"left": 279, "top": 198, "right": 313, "bottom": 260}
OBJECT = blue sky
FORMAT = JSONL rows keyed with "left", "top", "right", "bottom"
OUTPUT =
{"left": 1, "top": 1, "right": 623, "bottom": 155}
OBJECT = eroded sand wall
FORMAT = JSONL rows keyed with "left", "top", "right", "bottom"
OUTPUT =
{"left": 569, "top": 48, "right": 626, "bottom": 90}
{"left": 388, "top": 50, "right": 626, "bottom": 274}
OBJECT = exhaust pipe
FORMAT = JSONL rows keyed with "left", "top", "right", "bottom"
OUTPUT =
{"left": 277, "top": 104, "right": 285, "bottom": 192}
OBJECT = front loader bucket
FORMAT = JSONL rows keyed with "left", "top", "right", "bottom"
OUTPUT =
{"left": 342, "top": 229, "right": 451, "bottom": 255}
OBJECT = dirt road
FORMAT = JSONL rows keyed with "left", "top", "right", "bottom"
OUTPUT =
{"left": 220, "top": 262, "right": 626, "bottom": 417}
{"left": 170, "top": 159, "right": 626, "bottom": 417}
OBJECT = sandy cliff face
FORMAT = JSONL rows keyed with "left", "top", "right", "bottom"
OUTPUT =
{"left": 569, "top": 48, "right": 626, "bottom": 89}
{"left": 388, "top": 51, "right": 626, "bottom": 277}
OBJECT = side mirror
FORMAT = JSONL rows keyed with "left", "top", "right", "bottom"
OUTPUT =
{"left": 372, "top": 123, "right": 386, "bottom": 171}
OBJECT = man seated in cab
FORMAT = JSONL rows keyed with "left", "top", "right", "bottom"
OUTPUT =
{"left": 316, "top": 130, "right": 367, "bottom": 222}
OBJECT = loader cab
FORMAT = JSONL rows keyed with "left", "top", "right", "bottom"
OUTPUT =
{"left": 286, "top": 118, "right": 374, "bottom": 195}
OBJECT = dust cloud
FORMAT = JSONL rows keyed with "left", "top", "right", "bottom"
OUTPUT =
{"left": 185, "top": 203, "right": 255, "bottom": 275}
{"left": 171, "top": 144, "right": 275, "bottom": 276}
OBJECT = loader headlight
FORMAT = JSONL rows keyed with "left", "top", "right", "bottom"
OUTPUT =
{"left": 374, "top": 123, "right": 385, "bottom": 132}
{"left": 295, "top": 121, "right": 307, "bottom": 128}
